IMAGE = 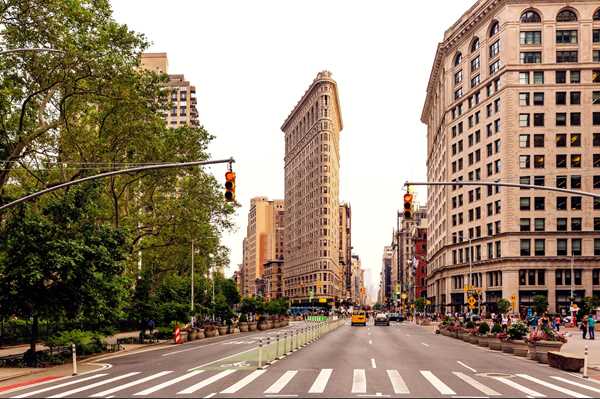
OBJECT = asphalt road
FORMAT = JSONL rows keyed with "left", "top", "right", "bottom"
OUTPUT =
{"left": 3, "top": 320, "right": 600, "bottom": 398}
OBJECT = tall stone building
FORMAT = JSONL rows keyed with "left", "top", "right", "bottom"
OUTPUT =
{"left": 350, "top": 255, "right": 364, "bottom": 305}
{"left": 282, "top": 71, "right": 344, "bottom": 304}
{"left": 381, "top": 246, "right": 394, "bottom": 305}
{"left": 241, "top": 197, "right": 285, "bottom": 298}
{"left": 422, "top": 0, "right": 600, "bottom": 314}
{"left": 339, "top": 203, "right": 352, "bottom": 299}
{"left": 141, "top": 53, "right": 199, "bottom": 128}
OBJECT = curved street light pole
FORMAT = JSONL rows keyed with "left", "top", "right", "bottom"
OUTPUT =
{"left": 0, "top": 158, "right": 235, "bottom": 212}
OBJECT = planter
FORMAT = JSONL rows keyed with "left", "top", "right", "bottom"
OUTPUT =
{"left": 488, "top": 338, "right": 503, "bottom": 351}
{"left": 468, "top": 335, "right": 479, "bottom": 345}
{"left": 502, "top": 340, "right": 527, "bottom": 356}
{"left": 233, "top": 327, "right": 240, "bottom": 334}
{"left": 477, "top": 336, "right": 490, "bottom": 347}
{"left": 527, "top": 342, "right": 537, "bottom": 360}
{"left": 189, "top": 330, "right": 198, "bottom": 341}
{"left": 532, "top": 341, "right": 564, "bottom": 364}
{"left": 218, "top": 326, "right": 228, "bottom": 336}
{"left": 273, "top": 321, "right": 281, "bottom": 328}
{"left": 258, "top": 322, "right": 270, "bottom": 331}
{"left": 249, "top": 322, "right": 258, "bottom": 331}
{"left": 205, "top": 328, "right": 218, "bottom": 338}
{"left": 461, "top": 333, "right": 470, "bottom": 342}
{"left": 196, "top": 329, "right": 205, "bottom": 340}
{"left": 267, "top": 320, "right": 274, "bottom": 329}
{"left": 239, "top": 322, "right": 249, "bottom": 332}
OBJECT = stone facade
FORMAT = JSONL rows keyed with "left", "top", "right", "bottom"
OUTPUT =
{"left": 282, "top": 71, "right": 344, "bottom": 304}
{"left": 422, "top": 0, "right": 600, "bottom": 314}
{"left": 339, "top": 203, "right": 352, "bottom": 299}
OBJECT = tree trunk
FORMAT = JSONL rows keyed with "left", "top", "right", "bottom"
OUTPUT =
{"left": 30, "top": 315, "right": 38, "bottom": 353}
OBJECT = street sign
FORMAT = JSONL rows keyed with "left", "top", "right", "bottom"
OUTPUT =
{"left": 467, "top": 296, "right": 477, "bottom": 307}
{"left": 319, "top": 298, "right": 327, "bottom": 303}
{"left": 426, "top": 300, "right": 431, "bottom": 305}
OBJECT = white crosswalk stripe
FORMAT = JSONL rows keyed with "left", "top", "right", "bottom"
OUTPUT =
{"left": 47, "top": 372, "right": 140, "bottom": 398}
{"left": 493, "top": 376, "right": 545, "bottom": 398}
{"left": 177, "top": 369, "right": 237, "bottom": 394}
{"left": 551, "top": 376, "right": 600, "bottom": 394}
{"left": 308, "top": 369, "right": 332, "bottom": 394}
{"left": 452, "top": 372, "right": 500, "bottom": 396}
{"left": 90, "top": 371, "right": 173, "bottom": 397}
{"left": 264, "top": 371, "right": 297, "bottom": 394}
{"left": 352, "top": 369, "right": 367, "bottom": 393}
{"left": 386, "top": 369, "right": 409, "bottom": 394}
{"left": 13, "top": 374, "right": 108, "bottom": 398}
{"left": 517, "top": 374, "right": 591, "bottom": 398}
{"left": 133, "top": 370, "right": 204, "bottom": 396}
{"left": 420, "top": 370, "right": 456, "bottom": 395}
{"left": 221, "top": 369, "right": 266, "bottom": 394}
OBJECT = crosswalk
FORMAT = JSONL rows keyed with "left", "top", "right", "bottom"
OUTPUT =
{"left": 5, "top": 367, "right": 600, "bottom": 398}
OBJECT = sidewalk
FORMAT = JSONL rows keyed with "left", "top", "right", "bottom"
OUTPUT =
{"left": 561, "top": 327, "right": 600, "bottom": 368}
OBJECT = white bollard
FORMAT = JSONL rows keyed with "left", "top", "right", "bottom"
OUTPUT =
{"left": 275, "top": 333, "right": 280, "bottom": 359}
{"left": 257, "top": 338, "right": 263, "bottom": 369}
{"left": 71, "top": 343, "right": 78, "bottom": 375}
{"left": 584, "top": 345, "right": 589, "bottom": 378}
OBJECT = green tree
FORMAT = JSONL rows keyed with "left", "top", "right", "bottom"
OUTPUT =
{"left": 0, "top": 185, "right": 130, "bottom": 361}
{"left": 497, "top": 298, "right": 511, "bottom": 315}
{"left": 414, "top": 297, "right": 427, "bottom": 313}
{"left": 532, "top": 294, "right": 548, "bottom": 315}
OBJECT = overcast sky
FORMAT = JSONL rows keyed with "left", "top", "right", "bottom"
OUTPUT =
{"left": 111, "top": 0, "right": 476, "bottom": 301}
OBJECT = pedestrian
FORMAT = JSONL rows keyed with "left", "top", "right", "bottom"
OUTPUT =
{"left": 582, "top": 316, "right": 588, "bottom": 339}
{"left": 554, "top": 316, "right": 561, "bottom": 331}
{"left": 588, "top": 314, "right": 596, "bottom": 340}
{"left": 501, "top": 314, "right": 508, "bottom": 332}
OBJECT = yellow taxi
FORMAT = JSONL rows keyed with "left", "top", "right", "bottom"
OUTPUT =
{"left": 351, "top": 310, "right": 367, "bottom": 326}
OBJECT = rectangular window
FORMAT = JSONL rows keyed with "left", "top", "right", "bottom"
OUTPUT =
{"left": 594, "top": 154, "right": 600, "bottom": 167}
{"left": 471, "top": 75, "right": 480, "bottom": 88}
{"left": 533, "top": 134, "right": 544, "bottom": 147}
{"left": 571, "top": 154, "right": 582, "bottom": 168}
{"left": 571, "top": 112, "right": 581, "bottom": 126}
{"left": 594, "top": 92, "right": 600, "bottom": 105}
{"left": 519, "top": 93, "right": 530, "bottom": 106}
{"left": 556, "top": 113, "right": 567, "bottom": 126}
{"left": 571, "top": 70, "right": 581, "bottom": 83}
{"left": 557, "top": 196, "right": 567, "bottom": 210}
{"left": 533, "top": 92, "right": 544, "bottom": 106}
{"left": 594, "top": 134, "right": 600, "bottom": 146}
{"left": 571, "top": 218, "right": 582, "bottom": 231}
{"left": 594, "top": 51, "right": 600, "bottom": 63}
{"left": 594, "top": 176, "right": 600, "bottom": 189}
{"left": 594, "top": 112, "right": 600, "bottom": 126}
{"left": 471, "top": 56, "right": 480, "bottom": 72}
{"left": 520, "top": 218, "right": 531, "bottom": 232}
{"left": 594, "top": 70, "right": 600, "bottom": 83}
{"left": 571, "top": 196, "right": 582, "bottom": 210}
{"left": 556, "top": 154, "right": 567, "bottom": 167}
{"left": 595, "top": 240, "right": 600, "bottom": 256}
{"left": 557, "top": 239, "right": 568, "bottom": 256}
{"left": 520, "top": 72, "right": 530, "bottom": 84}
{"left": 535, "top": 239, "right": 545, "bottom": 256}
{"left": 535, "top": 218, "right": 545, "bottom": 232}
{"left": 572, "top": 239, "right": 582, "bottom": 256}
{"left": 556, "top": 30, "right": 578, "bottom": 44}
{"left": 595, "top": 218, "right": 600, "bottom": 232}
{"left": 557, "top": 218, "right": 568, "bottom": 231}
{"left": 534, "top": 155, "right": 545, "bottom": 168}
{"left": 520, "top": 197, "right": 531, "bottom": 211}
{"left": 489, "top": 60, "right": 502, "bottom": 75}
{"left": 556, "top": 175, "right": 567, "bottom": 189}
{"left": 570, "top": 91, "right": 581, "bottom": 105}
{"left": 556, "top": 70, "right": 567, "bottom": 84}
{"left": 521, "top": 31, "right": 542, "bottom": 45}
{"left": 594, "top": 29, "right": 600, "bottom": 43}
{"left": 570, "top": 133, "right": 581, "bottom": 147}
{"left": 520, "top": 239, "right": 531, "bottom": 256}
{"left": 556, "top": 92, "right": 566, "bottom": 105}
{"left": 534, "top": 113, "right": 544, "bottom": 126}
{"left": 571, "top": 175, "right": 582, "bottom": 189}
{"left": 520, "top": 155, "right": 530, "bottom": 168}
{"left": 519, "top": 134, "right": 530, "bottom": 148}
{"left": 489, "top": 40, "right": 500, "bottom": 58}
{"left": 521, "top": 52, "right": 541, "bottom": 64}
{"left": 534, "top": 197, "right": 545, "bottom": 210}
{"left": 455, "top": 70, "right": 463, "bottom": 85}
{"left": 556, "top": 134, "right": 567, "bottom": 147}
{"left": 519, "top": 114, "right": 530, "bottom": 127}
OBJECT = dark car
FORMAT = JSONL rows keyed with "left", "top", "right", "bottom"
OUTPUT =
{"left": 388, "top": 313, "right": 404, "bottom": 322}
{"left": 374, "top": 313, "right": 390, "bottom": 326}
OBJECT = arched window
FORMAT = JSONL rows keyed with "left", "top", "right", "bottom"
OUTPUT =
{"left": 470, "top": 37, "right": 480, "bottom": 53}
{"left": 489, "top": 21, "right": 500, "bottom": 37}
{"left": 454, "top": 52, "right": 463, "bottom": 67}
{"left": 520, "top": 10, "right": 541, "bottom": 23}
{"left": 557, "top": 9, "right": 577, "bottom": 22}
{"left": 594, "top": 8, "right": 600, "bottom": 21}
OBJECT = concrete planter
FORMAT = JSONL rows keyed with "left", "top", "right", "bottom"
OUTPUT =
{"left": 502, "top": 340, "right": 527, "bottom": 356}
{"left": 196, "top": 329, "right": 205, "bottom": 340}
{"left": 548, "top": 351, "right": 583, "bottom": 372}
{"left": 248, "top": 322, "right": 258, "bottom": 331}
{"left": 468, "top": 335, "right": 479, "bottom": 344}
{"left": 533, "top": 341, "right": 564, "bottom": 364}
{"left": 204, "top": 328, "right": 218, "bottom": 338}
{"left": 258, "top": 322, "right": 270, "bottom": 331}
{"left": 527, "top": 342, "right": 537, "bottom": 360}
{"left": 239, "top": 322, "right": 249, "bottom": 332}
{"left": 488, "top": 338, "right": 503, "bottom": 351}
{"left": 218, "top": 326, "right": 228, "bottom": 335}
{"left": 477, "top": 336, "right": 490, "bottom": 347}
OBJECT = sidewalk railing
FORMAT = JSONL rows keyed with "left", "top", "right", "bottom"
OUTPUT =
{"left": 257, "top": 317, "right": 344, "bottom": 369}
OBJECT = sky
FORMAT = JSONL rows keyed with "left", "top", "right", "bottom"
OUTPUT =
{"left": 110, "top": 0, "right": 476, "bottom": 301}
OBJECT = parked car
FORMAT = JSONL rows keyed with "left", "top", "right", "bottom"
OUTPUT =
{"left": 388, "top": 313, "right": 404, "bottom": 322}
{"left": 374, "top": 313, "right": 390, "bottom": 326}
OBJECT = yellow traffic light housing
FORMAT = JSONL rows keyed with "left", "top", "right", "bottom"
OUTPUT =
{"left": 403, "top": 193, "right": 413, "bottom": 219}
{"left": 225, "top": 171, "right": 236, "bottom": 202}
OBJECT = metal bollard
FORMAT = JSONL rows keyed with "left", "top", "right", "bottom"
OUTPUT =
{"left": 584, "top": 345, "right": 589, "bottom": 378}
{"left": 258, "top": 338, "right": 263, "bottom": 369}
{"left": 71, "top": 343, "right": 78, "bottom": 375}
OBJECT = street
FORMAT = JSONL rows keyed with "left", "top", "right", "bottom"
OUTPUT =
{"left": 3, "top": 321, "right": 600, "bottom": 398}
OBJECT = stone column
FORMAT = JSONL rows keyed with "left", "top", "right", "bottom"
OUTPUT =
{"left": 583, "top": 268, "right": 593, "bottom": 298}
{"left": 503, "top": 269, "right": 519, "bottom": 314}
{"left": 546, "top": 269, "right": 556, "bottom": 313}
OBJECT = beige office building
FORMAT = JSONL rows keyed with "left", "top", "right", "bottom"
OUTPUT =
{"left": 422, "top": 0, "right": 600, "bottom": 314}
{"left": 141, "top": 53, "right": 199, "bottom": 128}
{"left": 282, "top": 71, "right": 344, "bottom": 304}
{"left": 339, "top": 203, "right": 353, "bottom": 299}
{"left": 241, "top": 197, "right": 285, "bottom": 297}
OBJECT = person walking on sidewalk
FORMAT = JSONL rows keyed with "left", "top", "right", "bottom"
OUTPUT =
{"left": 582, "top": 316, "right": 588, "bottom": 339}
{"left": 588, "top": 314, "right": 596, "bottom": 340}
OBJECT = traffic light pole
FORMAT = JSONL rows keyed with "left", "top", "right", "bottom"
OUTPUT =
{"left": 0, "top": 158, "right": 235, "bottom": 212}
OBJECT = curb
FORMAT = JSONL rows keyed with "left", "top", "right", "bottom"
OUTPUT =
{"left": 0, "top": 368, "right": 48, "bottom": 383}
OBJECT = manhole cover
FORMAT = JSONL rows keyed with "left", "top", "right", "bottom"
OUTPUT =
{"left": 477, "top": 372, "right": 513, "bottom": 378}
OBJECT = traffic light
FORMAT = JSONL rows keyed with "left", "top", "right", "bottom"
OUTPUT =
{"left": 225, "top": 171, "right": 236, "bottom": 202}
{"left": 403, "top": 193, "right": 413, "bottom": 219}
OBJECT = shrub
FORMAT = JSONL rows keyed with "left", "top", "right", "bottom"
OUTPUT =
{"left": 507, "top": 320, "right": 529, "bottom": 340}
{"left": 496, "top": 299, "right": 511, "bottom": 315}
{"left": 46, "top": 330, "right": 106, "bottom": 355}
{"left": 239, "top": 314, "right": 248, "bottom": 322}
{"left": 478, "top": 322, "right": 490, "bottom": 335}
{"left": 491, "top": 323, "right": 502, "bottom": 334}
{"left": 465, "top": 321, "right": 475, "bottom": 329}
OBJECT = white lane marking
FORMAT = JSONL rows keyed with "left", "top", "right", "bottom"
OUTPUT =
{"left": 187, "top": 346, "right": 257, "bottom": 371}
{"left": 204, "top": 394, "right": 216, "bottom": 399}
{"left": 134, "top": 370, "right": 204, "bottom": 395}
{"left": 517, "top": 374, "right": 590, "bottom": 398}
{"left": 452, "top": 372, "right": 500, "bottom": 396}
{"left": 371, "top": 358, "right": 377, "bottom": 369}
{"left": 421, "top": 343, "right": 430, "bottom": 347}
{"left": 13, "top": 374, "right": 108, "bottom": 398}
{"left": 493, "top": 376, "right": 545, "bottom": 398}
{"left": 178, "top": 369, "right": 237, "bottom": 394}
{"left": 265, "top": 395, "right": 298, "bottom": 398}
{"left": 221, "top": 370, "right": 266, "bottom": 394}
{"left": 406, "top": 334, "right": 411, "bottom": 337}
{"left": 47, "top": 372, "right": 140, "bottom": 398}
{"left": 265, "top": 371, "right": 298, "bottom": 394}
{"left": 352, "top": 369, "right": 367, "bottom": 393}
{"left": 369, "top": 340, "right": 373, "bottom": 345}
{"left": 456, "top": 361, "right": 477, "bottom": 373}
{"left": 387, "top": 369, "right": 410, "bottom": 394}
{"left": 90, "top": 371, "right": 173, "bottom": 397}
{"left": 420, "top": 370, "right": 456, "bottom": 395}
{"left": 308, "top": 369, "right": 333, "bottom": 394}
{"left": 551, "top": 376, "right": 600, "bottom": 394}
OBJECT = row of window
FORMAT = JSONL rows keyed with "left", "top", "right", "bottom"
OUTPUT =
{"left": 521, "top": 50, "right": 600, "bottom": 64}
{"left": 520, "top": 238, "right": 600, "bottom": 257}
{"left": 520, "top": 91, "right": 600, "bottom": 106}
{"left": 520, "top": 29, "right": 600, "bottom": 46}
{"left": 520, "top": 153, "right": 600, "bottom": 169}
{"left": 520, "top": 217, "right": 600, "bottom": 232}
{"left": 520, "top": 196, "right": 586, "bottom": 211}
{"left": 519, "top": 133, "right": 600, "bottom": 149}
{"left": 520, "top": 70, "right": 600, "bottom": 85}
{"left": 519, "top": 112, "right": 600, "bottom": 127}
